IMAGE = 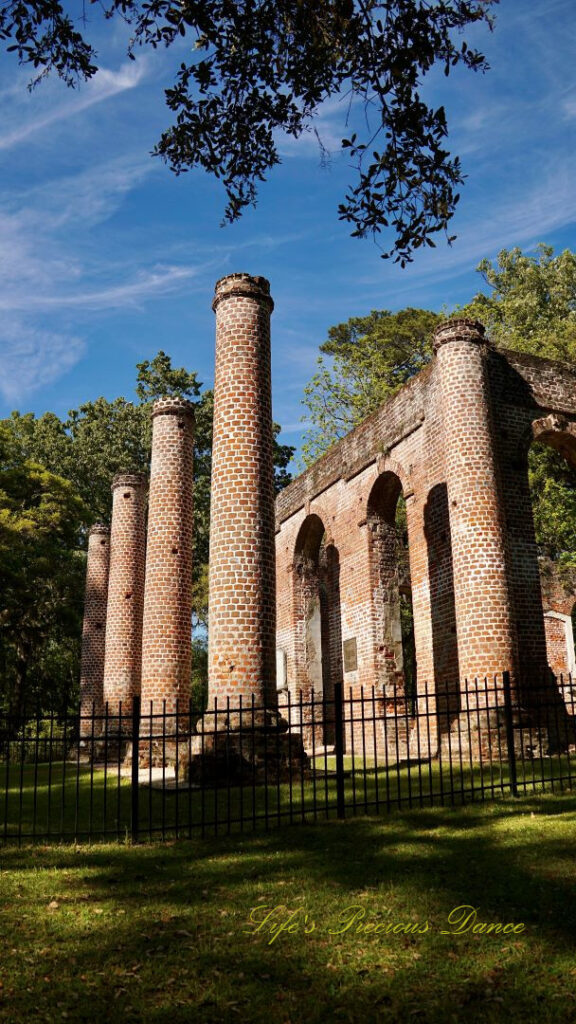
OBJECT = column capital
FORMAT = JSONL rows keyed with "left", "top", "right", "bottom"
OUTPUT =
{"left": 433, "top": 318, "right": 486, "bottom": 353}
{"left": 212, "top": 272, "right": 274, "bottom": 313}
{"left": 111, "top": 472, "right": 147, "bottom": 492}
{"left": 89, "top": 522, "right": 110, "bottom": 537}
{"left": 151, "top": 396, "right": 196, "bottom": 421}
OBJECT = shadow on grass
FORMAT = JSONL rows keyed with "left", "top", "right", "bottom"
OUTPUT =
{"left": 3, "top": 755, "right": 572, "bottom": 844}
{"left": 0, "top": 795, "right": 575, "bottom": 1022}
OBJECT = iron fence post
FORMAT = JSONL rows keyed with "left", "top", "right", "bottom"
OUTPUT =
{"left": 502, "top": 671, "right": 519, "bottom": 798}
{"left": 334, "top": 681, "right": 345, "bottom": 819}
{"left": 131, "top": 695, "right": 141, "bottom": 842}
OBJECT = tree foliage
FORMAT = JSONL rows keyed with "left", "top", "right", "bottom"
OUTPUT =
{"left": 529, "top": 443, "right": 576, "bottom": 569}
{"left": 302, "top": 307, "right": 440, "bottom": 463}
{"left": 1, "top": 351, "right": 294, "bottom": 709}
{"left": 302, "top": 244, "right": 576, "bottom": 569}
{"left": 0, "top": 424, "right": 88, "bottom": 715}
{"left": 2, "top": 0, "right": 496, "bottom": 264}
{"left": 456, "top": 244, "right": 576, "bottom": 362}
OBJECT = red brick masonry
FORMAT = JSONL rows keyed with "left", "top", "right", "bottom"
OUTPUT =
{"left": 79, "top": 523, "right": 110, "bottom": 732}
{"left": 102, "top": 473, "right": 147, "bottom": 723}
{"left": 141, "top": 397, "right": 195, "bottom": 718}
{"left": 207, "top": 273, "right": 277, "bottom": 708}
{"left": 275, "top": 325, "right": 576, "bottom": 712}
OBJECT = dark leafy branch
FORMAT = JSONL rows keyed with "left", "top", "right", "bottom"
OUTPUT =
{"left": 1, "top": 0, "right": 497, "bottom": 263}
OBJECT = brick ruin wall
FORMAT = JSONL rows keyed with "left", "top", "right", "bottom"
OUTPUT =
{"left": 79, "top": 282, "right": 576, "bottom": 758}
{"left": 275, "top": 333, "right": 576, "bottom": 752}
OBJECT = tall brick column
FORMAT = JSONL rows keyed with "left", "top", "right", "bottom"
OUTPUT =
{"left": 102, "top": 473, "right": 147, "bottom": 724}
{"left": 79, "top": 523, "right": 110, "bottom": 736}
{"left": 208, "top": 273, "right": 277, "bottom": 707}
{"left": 141, "top": 398, "right": 195, "bottom": 720}
{"left": 434, "top": 319, "right": 516, "bottom": 686}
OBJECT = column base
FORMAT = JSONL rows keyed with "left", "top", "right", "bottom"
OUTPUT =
{"left": 185, "top": 708, "right": 309, "bottom": 786}
{"left": 76, "top": 735, "right": 131, "bottom": 764}
{"left": 437, "top": 708, "right": 576, "bottom": 761}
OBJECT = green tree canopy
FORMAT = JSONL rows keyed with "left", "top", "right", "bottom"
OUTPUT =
{"left": 0, "top": 424, "right": 88, "bottom": 715}
{"left": 301, "top": 245, "right": 576, "bottom": 569}
{"left": 456, "top": 244, "right": 576, "bottom": 362}
{"left": 2, "top": 0, "right": 496, "bottom": 264}
{"left": 1, "top": 351, "right": 294, "bottom": 709}
{"left": 302, "top": 307, "right": 440, "bottom": 463}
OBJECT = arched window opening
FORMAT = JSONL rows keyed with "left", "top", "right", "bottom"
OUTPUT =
{"left": 367, "top": 472, "right": 415, "bottom": 711}
{"left": 529, "top": 437, "right": 576, "bottom": 706}
{"left": 293, "top": 515, "right": 342, "bottom": 748}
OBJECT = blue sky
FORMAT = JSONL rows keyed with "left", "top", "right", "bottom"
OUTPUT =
{"left": 0, "top": 0, "right": 575, "bottom": 463}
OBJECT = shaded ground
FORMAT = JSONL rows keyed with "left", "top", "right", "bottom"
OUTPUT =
{"left": 1, "top": 794, "right": 576, "bottom": 1022}
{"left": 3, "top": 752, "right": 574, "bottom": 842}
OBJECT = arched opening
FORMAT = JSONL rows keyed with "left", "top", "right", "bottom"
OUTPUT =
{"left": 525, "top": 427, "right": 576, "bottom": 726}
{"left": 367, "top": 472, "right": 415, "bottom": 710}
{"left": 293, "top": 515, "right": 342, "bottom": 748}
{"left": 424, "top": 482, "right": 459, "bottom": 727}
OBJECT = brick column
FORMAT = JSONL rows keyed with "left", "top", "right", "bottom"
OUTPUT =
{"left": 434, "top": 319, "right": 516, "bottom": 686}
{"left": 141, "top": 398, "right": 195, "bottom": 720}
{"left": 208, "top": 273, "right": 277, "bottom": 707}
{"left": 79, "top": 523, "right": 110, "bottom": 736}
{"left": 103, "top": 473, "right": 147, "bottom": 724}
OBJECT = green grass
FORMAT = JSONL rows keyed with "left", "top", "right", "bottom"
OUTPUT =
{"left": 2, "top": 752, "right": 576, "bottom": 843}
{"left": 0, "top": 795, "right": 575, "bottom": 1022}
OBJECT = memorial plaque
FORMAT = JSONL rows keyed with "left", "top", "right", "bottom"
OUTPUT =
{"left": 343, "top": 637, "right": 358, "bottom": 673}
{"left": 276, "top": 648, "right": 287, "bottom": 691}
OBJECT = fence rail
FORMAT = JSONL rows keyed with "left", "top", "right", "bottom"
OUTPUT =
{"left": 1, "top": 672, "right": 575, "bottom": 844}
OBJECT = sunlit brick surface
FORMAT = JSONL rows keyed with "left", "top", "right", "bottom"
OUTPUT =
{"left": 207, "top": 274, "right": 277, "bottom": 705}
{"left": 276, "top": 317, "right": 576, "bottom": 739}
{"left": 79, "top": 523, "right": 110, "bottom": 734}
{"left": 141, "top": 398, "right": 195, "bottom": 717}
{"left": 102, "top": 473, "right": 147, "bottom": 721}
{"left": 433, "top": 319, "right": 516, "bottom": 683}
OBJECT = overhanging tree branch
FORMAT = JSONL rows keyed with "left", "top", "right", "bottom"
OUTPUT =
{"left": 1, "top": 0, "right": 497, "bottom": 263}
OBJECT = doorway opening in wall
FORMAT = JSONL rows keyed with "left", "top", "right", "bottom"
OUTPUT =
{"left": 397, "top": 498, "right": 416, "bottom": 710}
{"left": 528, "top": 436, "right": 576, "bottom": 702}
{"left": 367, "top": 474, "right": 416, "bottom": 713}
{"left": 293, "top": 514, "right": 342, "bottom": 748}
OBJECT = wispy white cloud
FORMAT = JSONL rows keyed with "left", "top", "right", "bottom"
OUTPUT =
{"left": 0, "top": 323, "right": 85, "bottom": 402}
{"left": 0, "top": 264, "right": 201, "bottom": 313}
{"left": 17, "top": 158, "right": 159, "bottom": 230}
{"left": 0, "top": 61, "right": 149, "bottom": 151}
{"left": 0, "top": 143, "right": 211, "bottom": 398}
{"left": 562, "top": 95, "right": 576, "bottom": 121}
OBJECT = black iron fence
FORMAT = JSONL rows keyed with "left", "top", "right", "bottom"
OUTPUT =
{"left": 1, "top": 671, "right": 576, "bottom": 844}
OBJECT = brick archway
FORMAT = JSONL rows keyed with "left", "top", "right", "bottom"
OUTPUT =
{"left": 289, "top": 514, "right": 342, "bottom": 748}
{"left": 276, "top": 332, "right": 576, "bottom": 714}
{"left": 516, "top": 414, "right": 576, "bottom": 467}
{"left": 366, "top": 470, "right": 410, "bottom": 701}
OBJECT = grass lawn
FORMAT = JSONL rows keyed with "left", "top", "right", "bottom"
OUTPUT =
{"left": 3, "top": 750, "right": 576, "bottom": 843}
{"left": 0, "top": 793, "right": 575, "bottom": 1022}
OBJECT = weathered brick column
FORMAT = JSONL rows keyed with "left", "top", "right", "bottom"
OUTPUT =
{"left": 434, "top": 319, "right": 516, "bottom": 687}
{"left": 207, "top": 273, "right": 277, "bottom": 708}
{"left": 79, "top": 523, "right": 110, "bottom": 736}
{"left": 141, "top": 397, "right": 195, "bottom": 723}
{"left": 102, "top": 473, "right": 147, "bottom": 726}
{"left": 189, "top": 273, "right": 307, "bottom": 785}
